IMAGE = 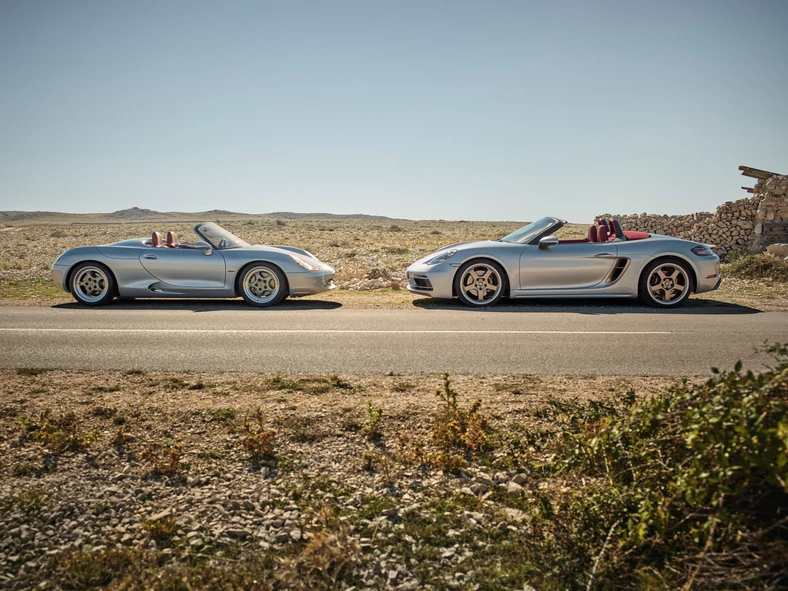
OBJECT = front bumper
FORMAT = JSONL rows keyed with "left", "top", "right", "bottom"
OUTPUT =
{"left": 405, "top": 262, "right": 456, "bottom": 299}
{"left": 288, "top": 269, "right": 336, "bottom": 297}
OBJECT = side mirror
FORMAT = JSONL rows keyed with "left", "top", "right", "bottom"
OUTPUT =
{"left": 199, "top": 245, "right": 213, "bottom": 256}
{"left": 538, "top": 236, "right": 559, "bottom": 250}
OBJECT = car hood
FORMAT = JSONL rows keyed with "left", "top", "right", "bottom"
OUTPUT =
{"left": 416, "top": 240, "right": 501, "bottom": 264}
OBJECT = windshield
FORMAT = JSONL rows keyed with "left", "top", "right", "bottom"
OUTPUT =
{"left": 499, "top": 217, "right": 561, "bottom": 244}
{"left": 194, "top": 222, "right": 250, "bottom": 250}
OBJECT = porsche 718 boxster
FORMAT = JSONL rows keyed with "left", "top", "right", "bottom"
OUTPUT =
{"left": 51, "top": 222, "right": 335, "bottom": 307}
{"left": 406, "top": 217, "right": 722, "bottom": 308}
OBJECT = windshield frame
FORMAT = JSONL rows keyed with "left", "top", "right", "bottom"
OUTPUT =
{"left": 194, "top": 222, "right": 250, "bottom": 250}
{"left": 499, "top": 217, "right": 565, "bottom": 245}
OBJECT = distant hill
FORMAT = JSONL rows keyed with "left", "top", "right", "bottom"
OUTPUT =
{"left": 0, "top": 207, "right": 399, "bottom": 226}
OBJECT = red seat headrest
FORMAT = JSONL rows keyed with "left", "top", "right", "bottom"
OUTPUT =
{"left": 597, "top": 226, "right": 608, "bottom": 242}
{"left": 151, "top": 232, "right": 162, "bottom": 247}
{"left": 587, "top": 225, "right": 598, "bottom": 242}
{"left": 166, "top": 232, "right": 177, "bottom": 248}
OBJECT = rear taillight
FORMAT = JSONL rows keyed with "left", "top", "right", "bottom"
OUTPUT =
{"left": 691, "top": 246, "right": 714, "bottom": 256}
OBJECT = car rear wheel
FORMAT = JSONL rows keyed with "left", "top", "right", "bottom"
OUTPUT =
{"left": 454, "top": 260, "right": 507, "bottom": 307}
{"left": 70, "top": 262, "right": 116, "bottom": 306}
{"left": 239, "top": 264, "right": 288, "bottom": 308}
{"left": 638, "top": 258, "right": 693, "bottom": 308}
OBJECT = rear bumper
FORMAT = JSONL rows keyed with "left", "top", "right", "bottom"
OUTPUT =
{"left": 693, "top": 256, "right": 722, "bottom": 294}
{"left": 51, "top": 265, "right": 69, "bottom": 292}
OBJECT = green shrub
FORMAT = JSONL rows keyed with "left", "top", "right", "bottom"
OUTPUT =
{"left": 524, "top": 344, "right": 788, "bottom": 589}
{"left": 723, "top": 252, "right": 788, "bottom": 281}
{"left": 361, "top": 401, "right": 384, "bottom": 440}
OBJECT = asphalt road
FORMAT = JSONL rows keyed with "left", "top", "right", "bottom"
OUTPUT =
{"left": 1, "top": 301, "right": 786, "bottom": 375}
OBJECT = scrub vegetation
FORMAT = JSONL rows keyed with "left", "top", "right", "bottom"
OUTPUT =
{"left": 1, "top": 349, "right": 786, "bottom": 590}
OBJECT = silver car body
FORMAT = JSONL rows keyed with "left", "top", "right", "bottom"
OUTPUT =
{"left": 406, "top": 217, "right": 721, "bottom": 303}
{"left": 52, "top": 222, "right": 335, "bottom": 301}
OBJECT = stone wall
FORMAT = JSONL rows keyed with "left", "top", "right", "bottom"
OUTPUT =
{"left": 598, "top": 174, "right": 788, "bottom": 257}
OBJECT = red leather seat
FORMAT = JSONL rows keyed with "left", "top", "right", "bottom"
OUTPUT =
{"left": 597, "top": 225, "right": 608, "bottom": 242}
{"left": 587, "top": 225, "right": 598, "bottom": 242}
{"left": 166, "top": 231, "right": 177, "bottom": 248}
{"left": 151, "top": 232, "right": 163, "bottom": 247}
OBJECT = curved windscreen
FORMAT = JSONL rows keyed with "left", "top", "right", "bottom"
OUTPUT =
{"left": 499, "top": 217, "right": 561, "bottom": 244}
{"left": 195, "top": 222, "right": 250, "bottom": 250}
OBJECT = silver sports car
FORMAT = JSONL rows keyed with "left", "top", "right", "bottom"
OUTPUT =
{"left": 406, "top": 217, "right": 722, "bottom": 308}
{"left": 51, "top": 222, "right": 335, "bottom": 307}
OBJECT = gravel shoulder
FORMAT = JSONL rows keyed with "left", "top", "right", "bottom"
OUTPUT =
{"left": 0, "top": 370, "right": 674, "bottom": 590}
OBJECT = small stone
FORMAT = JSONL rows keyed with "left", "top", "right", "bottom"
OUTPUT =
{"left": 511, "top": 473, "right": 528, "bottom": 485}
{"left": 149, "top": 509, "right": 172, "bottom": 522}
{"left": 507, "top": 481, "right": 523, "bottom": 494}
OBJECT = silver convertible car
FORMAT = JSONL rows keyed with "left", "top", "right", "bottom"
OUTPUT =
{"left": 51, "top": 222, "right": 335, "bottom": 307}
{"left": 406, "top": 217, "right": 722, "bottom": 308}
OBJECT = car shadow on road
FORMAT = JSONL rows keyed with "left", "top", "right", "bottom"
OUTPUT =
{"left": 412, "top": 297, "right": 761, "bottom": 315}
{"left": 52, "top": 298, "right": 343, "bottom": 312}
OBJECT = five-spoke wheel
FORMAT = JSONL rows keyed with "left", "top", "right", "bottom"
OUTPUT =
{"left": 454, "top": 260, "right": 506, "bottom": 307}
{"left": 639, "top": 259, "right": 692, "bottom": 308}
{"left": 70, "top": 262, "right": 116, "bottom": 306}
{"left": 239, "top": 264, "right": 288, "bottom": 308}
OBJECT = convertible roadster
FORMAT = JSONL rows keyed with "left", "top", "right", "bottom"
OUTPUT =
{"left": 406, "top": 217, "right": 721, "bottom": 308}
{"left": 51, "top": 222, "right": 335, "bottom": 307}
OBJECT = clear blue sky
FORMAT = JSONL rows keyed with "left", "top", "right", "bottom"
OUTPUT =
{"left": 1, "top": 0, "right": 786, "bottom": 222}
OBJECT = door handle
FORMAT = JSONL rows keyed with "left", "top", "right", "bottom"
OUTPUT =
{"left": 594, "top": 253, "right": 615, "bottom": 258}
{"left": 143, "top": 254, "right": 158, "bottom": 260}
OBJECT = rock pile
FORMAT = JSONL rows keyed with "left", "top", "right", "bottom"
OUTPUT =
{"left": 337, "top": 267, "right": 408, "bottom": 291}
{"left": 599, "top": 173, "right": 788, "bottom": 257}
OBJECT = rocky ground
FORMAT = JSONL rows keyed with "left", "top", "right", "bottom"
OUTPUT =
{"left": 0, "top": 369, "right": 674, "bottom": 590}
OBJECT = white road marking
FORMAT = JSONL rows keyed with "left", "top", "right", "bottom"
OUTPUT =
{"left": 0, "top": 328, "right": 672, "bottom": 335}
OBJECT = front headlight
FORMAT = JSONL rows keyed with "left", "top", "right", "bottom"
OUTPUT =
{"left": 426, "top": 249, "right": 458, "bottom": 265}
{"left": 290, "top": 255, "right": 319, "bottom": 271}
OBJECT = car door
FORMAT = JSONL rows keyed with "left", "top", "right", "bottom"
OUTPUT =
{"left": 518, "top": 242, "right": 618, "bottom": 290}
{"left": 139, "top": 248, "right": 226, "bottom": 288}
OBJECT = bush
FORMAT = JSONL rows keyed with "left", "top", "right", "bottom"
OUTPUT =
{"left": 16, "top": 410, "right": 100, "bottom": 453}
{"left": 723, "top": 252, "right": 788, "bottom": 281}
{"left": 523, "top": 344, "right": 788, "bottom": 589}
{"left": 141, "top": 441, "right": 187, "bottom": 476}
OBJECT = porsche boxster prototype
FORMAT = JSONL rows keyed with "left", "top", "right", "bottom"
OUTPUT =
{"left": 52, "top": 222, "right": 335, "bottom": 307}
{"left": 406, "top": 217, "right": 721, "bottom": 308}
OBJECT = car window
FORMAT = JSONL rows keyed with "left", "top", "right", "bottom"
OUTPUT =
{"left": 499, "top": 217, "right": 560, "bottom": 244}
{"left": 195, "top": 222, "right": 250, "bottom": 250}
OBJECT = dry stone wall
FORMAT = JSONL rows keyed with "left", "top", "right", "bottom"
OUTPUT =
{"left": 599, "top": 174, "right": 788, "bottom": 257}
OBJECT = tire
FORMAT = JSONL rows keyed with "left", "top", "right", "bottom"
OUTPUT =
{"left": 238, "top": 263, "right": 288, "bottom": 308}
{"left": 454, "top": 259, "right": 507, "bottom": 307}
{"left": 69, "top": 262, "right": 116, "bottom": 306}
{"left": 638, "top": 258, "right": 693, "bottom": 308}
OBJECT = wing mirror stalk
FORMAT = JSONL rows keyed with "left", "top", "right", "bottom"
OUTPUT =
{"left": 538, "top": 236, "right": 559, "bottom": 250}
{"left": 199, "top": 246, "right": 213, "bottom": 256}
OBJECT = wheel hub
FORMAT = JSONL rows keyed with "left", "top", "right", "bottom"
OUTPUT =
{"left": 661, "top": 278, "right": 674, "bottom": 290}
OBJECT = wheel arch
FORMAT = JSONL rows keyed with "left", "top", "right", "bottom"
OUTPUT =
{"left": 66, "top": 260, "right": 119, "bottom": 295}
{"left": 234, "top": 260, "right": 290, "bottom": 297}
{"left": 451, "top": 256, "right": 511, "bottom": 298}
{"left": 640, "top": 254, "right": 698, "bottom": 294}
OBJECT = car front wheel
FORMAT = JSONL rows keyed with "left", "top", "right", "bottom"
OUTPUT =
{"left": 70, "top": 262, "right": 116, "bottom": 306}
{"left": 238, "top": 264, "right": 288, "bottom": 308}
{"left": 454, "top": 260, "right": 507, "bottom": 307}
{"left": 638, "top": 258, "right": 693, "bottom": 308}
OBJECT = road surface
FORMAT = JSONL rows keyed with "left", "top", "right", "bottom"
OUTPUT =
{"left": 0, "top": 301, "right": 786, "bottom": 375}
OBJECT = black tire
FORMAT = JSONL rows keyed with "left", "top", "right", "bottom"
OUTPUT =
{"left": 69, "top": 262, "right": 116, "bottom": 306}
{"left": 454, "top": 259, "right": 507, "bottom": 307}
{"left": 638, "top": 258, "right": 694, "bottom": 308}
{"left": 237, "top": 263, "right": 288, "bottom": 308}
